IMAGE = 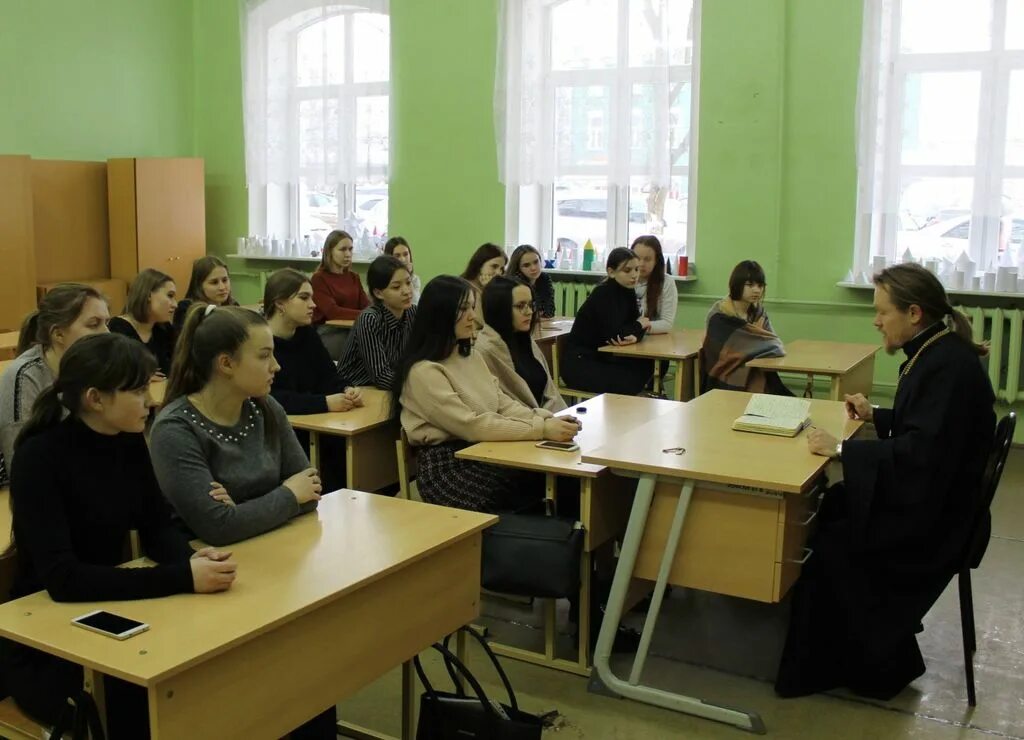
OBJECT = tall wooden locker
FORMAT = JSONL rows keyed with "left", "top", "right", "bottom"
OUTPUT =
{"left": 0, "top": 156, "right": 38, "bottom": 332}
{"left": 108, "top": 158, "right": 206, "bottom": 295}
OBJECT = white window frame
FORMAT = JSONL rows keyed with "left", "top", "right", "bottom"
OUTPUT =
{"left": 505, "top": 0, "right": 702, "bottom": 259}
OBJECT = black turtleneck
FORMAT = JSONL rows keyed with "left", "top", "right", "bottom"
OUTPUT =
{"left": 566, "top": 279, "right": 646, "bottom": 354}
{"left": 8, "top": 418, "right": 194, "bottom": 602}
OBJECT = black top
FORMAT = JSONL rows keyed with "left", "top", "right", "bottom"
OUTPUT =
{"left": 9, "top": 418, "right": 195, "bottom": 602}
{"left": 533, "top": 273, "right": 556, "bottom": 318}
{"left": 270, "top": 325, "right": 347, "bottom": 415}
{"left": 510, "top": 340, "right": 548, "bottom": 407}
{"left": 107, "top": 316, "right": 176, "bottom": 374}
{"left": 566, "top": 280, "right": 646, "bottom": 354}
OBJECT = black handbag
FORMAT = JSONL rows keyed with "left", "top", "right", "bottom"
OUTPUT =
{"left": 414, "top": 626, "right": 544, "bottom": 740}
{"left": 49, "top": 689, "right": 106, "bottom": 740}
{"left": 481, "top": 513, "right": 583, "bottom": 598}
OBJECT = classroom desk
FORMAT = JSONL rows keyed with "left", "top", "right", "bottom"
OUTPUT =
{"left": 326, "top": 318, "right": 356, "bottom": 328}
{"left": 581, "top": 389, "right": 862, "bottom": 733}
{"left": 534, "top": 318, "right": 574, "bottom": 369}
{"left": 0, "top": 491, "right": 495, "bottom": 740}
{"left": 746, "top": 339, "right": 880, "bottom": 400}
{"left": 598, "top": 329, "right": 704, "bottom": 401}
{"left": 289, "top": 388, "right": 399, "bottom": 492}
{"left": 0, "top": 332, "right": 17, "bottom": 361}
{"left": 456, "top": 393, "right": 682, "bottom": 674}
{"left": 149, "top": 378, "right": 166, "bottom": 405}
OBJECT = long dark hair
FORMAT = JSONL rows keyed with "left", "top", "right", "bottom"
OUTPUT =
{"left": 384, "top": 236, "right": 414, "bottom": 274}
{"left": 16, "top": 283, "right": 106, "bottom": 355}
{"left": 631, "top": 235, "right": 666, "bottom": 320}
{"left": 390, "top": 276, "right": 473, "bottom": 416}
{"left": 461, "top": 243, "right": 506, "bottom": 284}
{"left": 506, "top": 245, "right": 543, "bottom": 283}
{"left": 126, "top": 269, "right": 174, "bottom": 323}
{"left": 728, "top": 260, "right": 767, "bottom": 322}
{"left": 874, "top": 263, "right": 987, "bottom": 356}
{"left": 318, "top": 230, "right": 354, "bottom": 273}
{"left": 263, "top": 268, "right": 310, "bottom": 319}
{"left": 483, "top": 276, "right": 536, "bottom": 358}
{"left": 366, "top": 255, "right": 408, "bottom": 304}
{"left": 604, "top": 247, "right": 638, "bottom": 281}
{"left": 16, "top": 333, "right": 157, "bottom": 450}
{"left": 185, "top": 256, "right": 237, "bottom": 305}
{"left": 164, "top": 305, "right": 278, "bottom": 438}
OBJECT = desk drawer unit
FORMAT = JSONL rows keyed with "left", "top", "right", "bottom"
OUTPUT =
{"left": 632, "top": 481, "right": 819, "bottom": 603}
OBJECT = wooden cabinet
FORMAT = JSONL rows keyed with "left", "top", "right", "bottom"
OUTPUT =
{"left": 0, "top": 156, "right": 38, "bottom": 332}
{"left": 108, "top": 158, "right": 206, "bottom": 295}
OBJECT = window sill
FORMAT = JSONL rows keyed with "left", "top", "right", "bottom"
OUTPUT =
{"left": 548, "top": 268, "right": 697, "bottom": 283}
{"left": 838, "top": 280, "right": 1024, "bottom": 300}
{"left": 227, "top": 253, "right": 375, "bottom": 266}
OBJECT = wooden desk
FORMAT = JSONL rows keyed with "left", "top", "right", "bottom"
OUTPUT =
{"left": 746, "top": 339, "right": 880, "bottom": 400}
{"left": 0, "top": 492, "right": 495, "bottom": 740}
{"left": 598, "top": 329, "right": 704, "bottom": 400}
{"left": 289, "top": 388, "right": 399, "bottom": 492}
{"left": 580, "top": 389, "right": 862, "bottom": 733}
{"left": 149, "top": 378, "right": 166, "bottom": 406}
{"left": 326, "top": 318, "right": 356, "bottom": 329}
{"left": 457, "top": 393, "right": 681, "bottom": 674}
{"left": 0, "top": 332, "right": 17, "bottom": 361}
{"left": 533, "top": 318, "right": 573, "bottom": 370}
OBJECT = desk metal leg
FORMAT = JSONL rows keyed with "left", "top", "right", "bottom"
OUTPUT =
{"left": 402, "top": 660, "right": 416, "bottom": 740}
{"left": 802, "top": 374, "right": 815, "bottom": 399}
{"left": 590, "top": 474, "right": 766, "bottom": 734}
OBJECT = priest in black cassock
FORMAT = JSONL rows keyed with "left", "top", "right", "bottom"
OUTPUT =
{"left": 775, "top": 263, "right": 995, "bottom": 700}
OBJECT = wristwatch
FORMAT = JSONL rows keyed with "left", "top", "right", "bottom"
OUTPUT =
{"left": 834, "top": 441, "right": 843, "bottom": 459}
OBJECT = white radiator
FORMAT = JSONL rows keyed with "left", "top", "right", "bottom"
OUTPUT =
{"left": 962, "top": 307, "right": 1024, "bottom": 403}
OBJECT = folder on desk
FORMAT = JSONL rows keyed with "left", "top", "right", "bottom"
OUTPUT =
{"left": 732, "top": 394, "right": 811, "bottom": 437}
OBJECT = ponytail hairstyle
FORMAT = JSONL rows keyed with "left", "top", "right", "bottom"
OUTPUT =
{"left": 873, "top": 263, "right": 988, "bottom": 356}
{"left": 126, "top": 269, "right": 174, "bottom": 323}
{"left": 604, "top": 247, "right": 638, "bottom": 281}
{"left": 15, "top": 333, "right": 157, "bottom": 450}
{"left": 318, "top": 230, "right": 354, "bottom": 273}
{"left": 16, "top": 283, "right": 105, "bottom": 356}
{"left": 630, "top": 235, "right": 666, "bottom": 320}
{"left": 164, "top": 305, "right": 279, "bottom": 438}
{"left": 263, "top": 268, "right": 310, "bottom": 319}
{"left": 185, "top": 256, "right": 238, "bottom": 305}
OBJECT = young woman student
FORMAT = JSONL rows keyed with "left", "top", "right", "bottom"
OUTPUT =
{"left": 477, "top": 276, "right": 566, "bottom": 413}
{"left": 560, "top": 248, "right": 653, "bottom": 395}
{"left": 0, "top": 333, "right": 237, "bottom": 739}
{"left": 108, "top": 268, "right": 178, "bottom": 374}
{"left": 631, "top": 235, "right": 676, "bottom": 333}
{"left": 507, "top": 244, "right": 556, "bottom": 319}
{"left": 173, "top": 255, "right": 239, "bottom": 328}
{"left": 394, "top": 276, "right": 580, "bottom": 512}
{"left": 0, "top": 284, "right": 109, "bottom": 486}
{"left": 460, "top": 243, "right": 507, "bottom": 329}
{"left": 311, "top": 230, "right": 371, "bottom": 357}
{"left": 384, "top": 236, "right": 421, "bottom": 304}
{"left": 263, "top": 268, "right": 363, "bottom": 492}
{"left": 702, "top": 260, "right": 791, "bottom": 395}
{"left": 337, "top": 255, "right": 417, "bottom": 390}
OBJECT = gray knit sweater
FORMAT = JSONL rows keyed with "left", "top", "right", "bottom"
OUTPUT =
{"left": 0, "top": 345, "right": 54, "bottom": 481}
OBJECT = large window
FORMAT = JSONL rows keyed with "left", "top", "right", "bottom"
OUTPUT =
{"left": 856, "top": 0, "right": 1024, "bottom": 282}
{"left": 497, "top": 0, "right": 700, "bottom": 265}
{"left": 243, "top": 0, "right": 389, "bottom": 245}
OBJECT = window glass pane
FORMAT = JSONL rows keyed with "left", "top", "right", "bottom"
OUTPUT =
{"left": 896, "top": 177, "right": 974, "bottom": 261}
{"left": 630, "top": 85, "right": 655, "bottom": 168}
{"left": 670, "top": 81, "right": 692, "bottom": 166}
{"left": 553, "top": 176, "right": 610, "bottom": 257}
{"left": 555, "top": 86, "right": 611, "bottom": 168}
{"left": 298, "top": 99, "right": 340, "bottom": 170}
{"left": 1008, "top": 0, "right": 1024, "bottom": 48}
{"left": 1000, "top": 180, "right": 1024, "bottom": 263}
{"left": 353, "top": 12, "right": 390, "bottom": 82}
{"left": 667, "top": 0, "right": 696, "bottom": 66}
{"left": 356, "top": 95, "right": 389, "bottom": 172}
{"left": 1007, "top": 72, "right": 1024, "bottom": 166}
{"left": 628, "top": 0, "right": 695, "bottom": 67}
{"left": 901, "top": 72, "right": 980, "bottom": 166}
{"left": 628, "top": 175, "right": 688, "bottom": 257}
{"left": 299, "top": 179, "right": 337, "bottom": 241}
{"left": 900, "top": 0, "right": 991, "bottom": 53}
{"left": 551, "top": 0, "right": 617, "bottom": 71}
{"left": 296, "top": 15, "right": 344, "bottom": 86}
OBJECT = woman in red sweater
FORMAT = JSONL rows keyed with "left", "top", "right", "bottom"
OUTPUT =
{"left": 311, "top": 230, "right": 370, "bottom": 323}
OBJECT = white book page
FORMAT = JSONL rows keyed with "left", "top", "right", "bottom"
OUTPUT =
{"left": 743, "top": 394, "right": 811, "bottom": 420}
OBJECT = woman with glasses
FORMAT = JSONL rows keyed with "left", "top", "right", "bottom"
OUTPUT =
{"left": 476, "top": 276, "right": 566, "bottom": 412}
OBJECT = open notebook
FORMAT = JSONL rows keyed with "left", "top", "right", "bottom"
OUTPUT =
{"left": 732, "top": 394, "right": 812, "bottom": 437}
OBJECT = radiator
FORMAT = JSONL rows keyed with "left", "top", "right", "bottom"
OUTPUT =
{"left": 553, "top": 280, "right": 597, "bottom": 317}
{"left": 962, "top": 307, "right": 1024, "bottom": 403}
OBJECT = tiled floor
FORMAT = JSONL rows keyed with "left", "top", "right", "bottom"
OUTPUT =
{"left": 339, "top": 449, "right": 1024, "bottom": 739}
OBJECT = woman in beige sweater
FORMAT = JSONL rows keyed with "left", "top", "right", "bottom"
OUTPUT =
{"left": 476, "top": 276, "right": 566, "bottom": 413}
{"left": 394, "top": 276, "right": 580, "bottom": 512}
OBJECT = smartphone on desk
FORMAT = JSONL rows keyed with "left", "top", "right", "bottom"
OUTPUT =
{"left": 535, "top": 440, "right": 580, "bottom": 453}
{"left": 72, "top": 610, "right": 149, "bottom": 640}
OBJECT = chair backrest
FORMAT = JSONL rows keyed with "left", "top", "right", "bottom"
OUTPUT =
{"left": 964, "top": 411, "right": 1016, "bottom": 570}
{"left": 395, "top": 429, "right": 418, "bottom": 501}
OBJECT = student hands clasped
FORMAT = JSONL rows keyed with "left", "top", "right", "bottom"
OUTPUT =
{"left": 607, "top": 335, "right": 638, "bottom": 346}
{"left": 543, "top": 415, "right": 582, "bottom": 442}
{"left": 326, "top": 386, "right": 365, "bottom": 412}
{"left": 284, "top": 467, "right": 322, "bottom": 504}
{"left": 190, "top": 547, "right": 237, "bottom": 593}
{"left": 844, "top": 393, "right": 873, "bottom": 422}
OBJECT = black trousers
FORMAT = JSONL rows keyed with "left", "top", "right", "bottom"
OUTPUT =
{"left": 561, "top": 349, "right": 653, "bottom": 395}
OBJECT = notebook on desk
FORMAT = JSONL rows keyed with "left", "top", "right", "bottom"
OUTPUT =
{"left": 732, "top": 394, "right": 812, "bottom": 437}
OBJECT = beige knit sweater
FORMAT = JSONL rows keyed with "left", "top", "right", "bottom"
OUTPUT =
{"left": 474, "top": 325, "right": 567, "bottom": 413}
{"left": 400, "top": 349, "right": 553, "bottom": 446}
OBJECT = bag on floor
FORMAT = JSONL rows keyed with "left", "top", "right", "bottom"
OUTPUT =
{"left": 481, "top": 513, "right": 583, "bottom": 598}
{"left": 414, "top": 626, "right": 543, "bottom": 740}
{"left": 48, "top": 689, "right": 106, "bottom": 740}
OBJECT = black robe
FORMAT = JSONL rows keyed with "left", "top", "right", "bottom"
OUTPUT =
{"left": 776, "top": 322, "right": 995, "bottom": 699}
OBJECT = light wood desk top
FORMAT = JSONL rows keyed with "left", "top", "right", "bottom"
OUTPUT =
{"left": 746, "top": 339, "right": 879, "bottom": 375}
{"left": 288, "top": 387, "right": 392, "bottom": 436}
{"left": 598, "top": 329, "right": 704, "bottom": 360}
{"left": 0, "top": 491, "right": 495, "bottom": 687}
{"left": 0, "top": 332, "right": 17, "bottom": 361}
{"left": 456, "top": 394, "right": 683, "bottom": 478}
{"left": 149, "top": 378, "right": 166, "bottom": 406}
{"left": 325, "top": 318, "right": 356, "bottom": 328}
{"left": 582, "top": 389, "right": 862, "bottom": 494}
{"left": 536, "top": 318, "right": 574, "bottom": 343}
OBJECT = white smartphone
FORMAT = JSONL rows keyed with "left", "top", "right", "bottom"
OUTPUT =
{"left": 535, "top": 440, "right": 580, "bottom": 452}
{"left": 72, "top": 610, "right": 150, "bottom": 640}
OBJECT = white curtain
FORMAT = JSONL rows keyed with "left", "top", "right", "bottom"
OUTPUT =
{"left": 241, "top": 0, "right": 389, "bottom": 188}
{"left": 495, "top": 0, "right": 690, "bottom": 189}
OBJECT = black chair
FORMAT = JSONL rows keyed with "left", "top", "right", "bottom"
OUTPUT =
{"left": 958, "top": 411, "right": 1016, "bottom": 706}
